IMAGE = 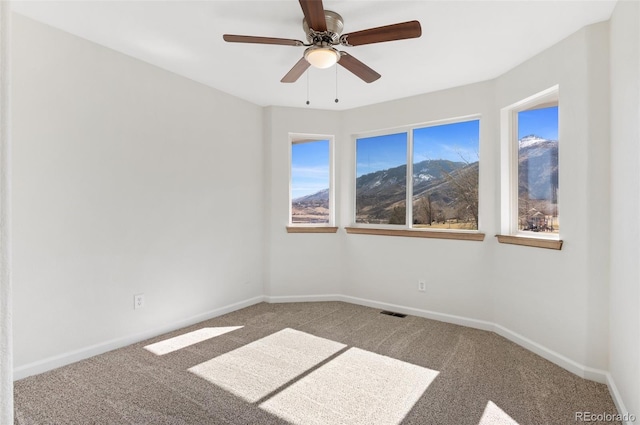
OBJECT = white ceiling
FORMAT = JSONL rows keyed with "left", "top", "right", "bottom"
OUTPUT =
{"left": 12, "top": 0, "right": 617, "bottom": 110}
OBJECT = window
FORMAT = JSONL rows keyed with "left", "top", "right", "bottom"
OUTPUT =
{"left": 500, "top": 86, "right": 561, "bottom": 247}
{"left": 412, "top": 121, "right": 479, "bottom": 230}
{"left": 356, "top": 133, "right": 407, "bottom": 225}
{"left": 354, "top": 118, "right": 480, "bottom": 232}
{"left": 289, "top": 134, "right": 335, "bottom": 229}
{"left": 517, "top": 106, "right": 559, "bottom": 233}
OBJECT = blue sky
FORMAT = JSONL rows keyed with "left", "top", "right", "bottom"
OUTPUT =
{"left": 356, "top": 120, "right": 480, "bottom": 177}
{"left": 291, "top": 140, "right": 329, "bottom": 199}
{"left": 292, "top": 110, "right": 556, "bottom": 197}
{"left": 413, "top": 120, "right": 480, "bottom": 165}
{"left": 518, "top": 106, "right": 558, "bottom": 140}
{"left": 356, "top": 132, "right": 407, "bottom": 177}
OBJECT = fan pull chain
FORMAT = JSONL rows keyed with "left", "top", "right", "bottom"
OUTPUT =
{"left": 335, "top": 65, "right": 339, "bottom": 103}
{"left": 306, "top": 70, "right": 310, "bottom": 106}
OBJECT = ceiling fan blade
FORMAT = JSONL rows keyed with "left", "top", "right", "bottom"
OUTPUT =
{"left": 338, "top": 52, "right": 381, "bottom": 83}
{"left": 281, "top": 57, "right": 311, "bottom": 83}
{"left": 299, "top": 0, "right": 327, "bottom": 32}
{"left": 223, "top": 34, "right": 304, "bottom": 46}
{"left": 341, "top": 21, "right": 422, "bottom": 46}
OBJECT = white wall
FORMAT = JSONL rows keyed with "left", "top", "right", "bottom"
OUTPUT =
{"left": 0, "top": 3, "right": 13, "bottom": 423}
{"left": 493, "top": 22, "right": 611, "bottom": 371}
{"left": 264, "top": 106, "right": 343, "bottom": 298}
{"left": 610, "top": 0, "right": 640, "bottom": 418}
{"left": 339, "top": 82, "right": 496, "bottom": 321}
{"left": 11, "top": 14, "right": 264, "bottom": 371}
{"left": 266, "top": 22, "right": 611, "bottom": 375}
{"left": 10, "top": 6, "right": 639, "bottom": 418}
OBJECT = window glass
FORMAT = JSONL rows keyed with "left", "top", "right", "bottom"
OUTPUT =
{"left": 355, "top": 133, "right": 408, "bottom": 225}
{"left": 291, "top": 139, "right": 330, "bottom": 224}
{"left": 413, "top": 120, "right": 479, "bottom": 230}
{"left": 517, "top": 105, "right": 559, "bottom": 233}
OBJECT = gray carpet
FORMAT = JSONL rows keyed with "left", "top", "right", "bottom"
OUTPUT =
{"left": 14, "top": 302, "right": 620, "bottom": 424}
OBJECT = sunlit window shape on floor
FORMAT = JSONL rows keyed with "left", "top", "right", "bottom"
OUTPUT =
{"left": 478, "top": 401, "right": 520, "bottom": 425}
{"left": 259, "top": 347, "right": 439, "bottom": 425}
{"left": 188, "top": 328, "right": 346, "bottom": 403}
{"left": 144, "top": 326, "right": 243, "bottom": 355}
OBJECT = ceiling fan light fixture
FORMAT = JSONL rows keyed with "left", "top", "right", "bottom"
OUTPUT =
{"left": 304, "top": 47, "right": 340, "bottom": 69}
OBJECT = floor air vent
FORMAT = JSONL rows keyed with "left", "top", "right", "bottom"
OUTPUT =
{"left": 380, "top": 310, "right": 407, "bottom": 318}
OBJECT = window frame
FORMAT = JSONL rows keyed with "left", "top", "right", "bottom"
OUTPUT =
{"left": 351, "top": 115, "right": 482, "bottom": 234}
{"left": 352, "top": 127, "right": 410, "bottom": 230}
{"left": 500, "top": 85, "right": 560, "bottom": 243}
{"left": 288, "top": 133, "right": 336, "bottom": 229}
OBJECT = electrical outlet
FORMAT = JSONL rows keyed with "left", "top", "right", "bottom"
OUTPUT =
{"left": 418, "top": 280, "right": 426, "bottom": 292}
{"left": 134, "top": 293, "right": 145, "bottom": 310}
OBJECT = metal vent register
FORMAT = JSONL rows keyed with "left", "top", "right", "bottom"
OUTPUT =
{"left": 380, "top": 310, "right": 407, "bottom": 318}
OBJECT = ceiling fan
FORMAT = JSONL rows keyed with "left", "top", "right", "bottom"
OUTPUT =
{"left": 223, "top": 0, "right": 422, "bottom": 84}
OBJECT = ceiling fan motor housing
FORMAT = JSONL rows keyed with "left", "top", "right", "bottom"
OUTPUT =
{"left": 303, "top": 10, "right": 344, "bottom": 44}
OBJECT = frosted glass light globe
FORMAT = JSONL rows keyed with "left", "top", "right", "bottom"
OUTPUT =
{"left": 305, "top": 48, "right": 340, "bottom": 69}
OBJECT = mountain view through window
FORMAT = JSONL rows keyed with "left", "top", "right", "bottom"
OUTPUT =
{"left": 355, "top": 120, "right": 480, "bottom": 229}
{"left": 517, "top": 105, "right": 559, "bottom": 233}
{"left": 356, "top": 133, "right": 408, "bottom": 225}
{"left": 291, "top": 139, "right": 330, "bottom": 224}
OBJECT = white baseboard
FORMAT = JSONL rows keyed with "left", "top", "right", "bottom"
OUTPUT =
{"left": 342, "top": 295, "right": 609, "bottom": 383}
{"left": 266, "top": 294, "right": 609, "bottom": 385}
{"left": 264, "top": 294, "right": 344, "bottom": 303}
{"left": 15, "top": 293, "right": 627, "bottom": 420}
{"left": 13, "top": 295, "right": 265, "bottom": 381}
{"left": 339, "top": 295, "right": 496, "bottom": 332}
{"left": 492, "top": 323, "right": 607, "bottom": 384}
{"left": 606, "top": 373, "right": 635, "bottom": 425}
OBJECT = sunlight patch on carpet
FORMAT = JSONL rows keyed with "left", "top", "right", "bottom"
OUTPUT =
{"left": 144, "top": 326, "right": 243, "bottom": 355}
{"left": 478, "top": 401, "right": 520, "bottom": 425}
{"left": 188, "top": 328, "right": 346, "bottom": 402}
{"left": 259, "top": 347, "right": 439, "bottom": 425}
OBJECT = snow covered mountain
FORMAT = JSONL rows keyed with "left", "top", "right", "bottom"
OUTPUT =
{"left": 518, "top": 135, "right": 559, "bottom": 201}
